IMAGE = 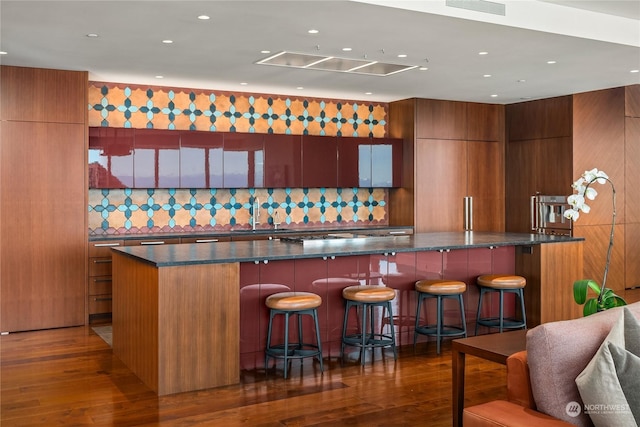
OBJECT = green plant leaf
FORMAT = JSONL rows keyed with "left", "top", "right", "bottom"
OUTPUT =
{"left": 574, "top": 280, "right": 590, "bottom": 304}
{"left": 574, "top": 279, "right": 600, "bottom": 304}
{"left": 583, "top": 298, "right": 599, "bottom": 316}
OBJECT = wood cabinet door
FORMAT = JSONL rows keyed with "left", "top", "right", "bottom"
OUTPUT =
{"left": 467, "top": 140, "right": 504, "bottom": 232}
{"left": 302, "top": 135, "right": 338, "bottom": 187}
{"left": 415, "top": 99, "right": 466, "bottom": 140}
{"left": 264, "top": 133, "right": 301, "bottom": 187}
{"left": 415, "top": 139, "right": 467, "bottom": 232}
{"left": 1, "top": 122, "right": 86, "bottom": 332}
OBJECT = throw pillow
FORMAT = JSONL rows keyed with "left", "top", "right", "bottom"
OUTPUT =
{"left": 575, "top": 307, "right": 640, "bottom": 427}
{"left": 610, "top": 343, "right": 640, "bottom": 424}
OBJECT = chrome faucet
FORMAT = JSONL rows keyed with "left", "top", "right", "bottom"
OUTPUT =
{"left": 251, "top": 197, "right": 260, "bottom": 230}
{"left": 273, "top": 210, "right": 281, "bottom": 230}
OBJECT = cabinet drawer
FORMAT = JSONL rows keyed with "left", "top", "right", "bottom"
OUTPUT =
{"left": 180, "top": 236, "right": 231, "bottom": 243}
{"left": 89, "top": 295, "right": 112, "bottom": 315}
{"left": 124, "top": 237, "right": 181, "bottom": 246}
{"left": 89, "top": 276, "right": 112, "bottom": 295}
{"left": 89, "top": 257, "right": 112, "bottom": 276}
{"left": 89, "top": 240, "right": 124, "bottom": 257}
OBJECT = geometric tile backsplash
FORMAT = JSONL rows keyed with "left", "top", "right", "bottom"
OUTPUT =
{"left": 88, "top": 187, "right": 388, "bottom": 236}
{"left": 87, "top": 82, "right": 391, "bottom": 236}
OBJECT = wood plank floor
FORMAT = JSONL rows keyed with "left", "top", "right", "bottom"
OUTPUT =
{"left": 1, "top": 326, "right": 507, "bottom": 426}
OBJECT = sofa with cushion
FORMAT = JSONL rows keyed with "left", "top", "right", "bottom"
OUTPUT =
{"left": 463, "top": 301, "right": 640, "bottom": 427}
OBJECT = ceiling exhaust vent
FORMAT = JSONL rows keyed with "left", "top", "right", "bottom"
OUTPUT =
{"left": 446, "top": 0, "right": 506, "bottom": 16}
{"left": 256, "top": 52, "right": 417, "bottom": 76}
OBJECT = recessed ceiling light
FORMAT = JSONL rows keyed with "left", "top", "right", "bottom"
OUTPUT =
{"left": 483, "top": 74, "right": 492, "bottom": 78}
{"left": 162, "top": 40, "right": 173, "bottom": 44}
{"left": 0, "top": 51, "right": 7, "bottom": 55}
{"left": 631, "top": 69, "right": 640, "bottom": 73}
{"left": 491, "top": 94, "right": 498, "bottom": 98}
{"left": 397, "top": 54, "right": 407, "bottom": 58}
{"left": 197, "top": 15, "right": 210, "bottom": 20}
{"left": 517, "top": 79, "right": 526, "bottom": 83}
{"left": 86, "top": 33, "right": 99, "bottom": 38}
{"left": 240, "top": 82, "right": 248, "bottom": 86}
{"left": 296, "top": 86, "right": 304, "bottom": 90}
{"left": 547, "top": 60, "right": 556, "bottom": 64}
{"left": 479, "top": 51, "right": 489, "bottom": 55}
{"left": 155, "top": 75, "right": 164, "bottom": 79}
{"left": 419, "top": 67, "right": 428, "bottom": 71}
{"left": 342, "top": 47, "right": 352, "bottom": 52}
{"left": 261, "top": 50, "right": 271, "bottom": 54}
{"left": 308, "top": 29, "right": 319, "bottom": 34}
{"left": 365, "top": 92, "right": 373, "bottom": 95}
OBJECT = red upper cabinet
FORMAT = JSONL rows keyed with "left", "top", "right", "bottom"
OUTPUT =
{"left": 338, "top": 136, "right": 402, "bottom": 188}
{"left": 302, "top": 135, "right": 338, "bottom": 187}
{"left": 89, "top": 127, "right": 134, "bottom": 188}
{"left": 263, "top": 133, "right": 302, "bottom": 187}
{"left": 134, "top": 129, "right": 180, "bottom": 188}
{"left": 180, "top": 131, "right": 223, "bottom": 188}
{"left": 223, "top": 132, "right": 264, "bottom": 188}
{"left": 337, "top": 136, "right": 362, "bottom": 187}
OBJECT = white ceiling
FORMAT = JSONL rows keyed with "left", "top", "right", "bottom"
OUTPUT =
{"left": 0, "top": 0, "right": 638, "bottom": 104}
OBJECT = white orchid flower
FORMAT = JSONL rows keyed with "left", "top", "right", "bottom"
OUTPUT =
{"left": 566, "top": 168, "right": 610, "bottom": 223}
{"left": 564, "top": 208, "right": 580, "bottom": 221}
{"left": 584, "top": 187, "right": 598, "bottom": 200}
{"left": 567, "top": 194, "right": 585, "bottom": 209}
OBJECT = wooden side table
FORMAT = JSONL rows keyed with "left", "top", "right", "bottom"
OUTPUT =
{"left": 452, "top": 329, "right": 527, "bottom": 427}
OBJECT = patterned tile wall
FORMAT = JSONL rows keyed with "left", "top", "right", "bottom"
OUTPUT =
{"left": 88, "top": 188, "right": 388, "bottom": 235}
{"left": 87, "top": 82, "right": 390, "bottom": 236}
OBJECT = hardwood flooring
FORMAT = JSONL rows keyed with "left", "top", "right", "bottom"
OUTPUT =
{"left": 1, "top": 326, "right": 507, "bottom": 426}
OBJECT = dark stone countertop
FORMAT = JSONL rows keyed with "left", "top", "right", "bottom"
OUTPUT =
{"left": 111, "top": 231, "right": 584, "bottom": 267}
{"left": 89, "top": 225, "right": 412, "bottom": 241}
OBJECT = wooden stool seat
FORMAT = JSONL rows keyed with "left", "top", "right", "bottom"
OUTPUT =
{"left": 477, "top": 275, "right": 526, "bottom": 289}
{"left": 414, "top": 279, "right": 467, "bottom": 354}
{"left": 415, "top": 279, "right": 467, "bottom": 295}
{"left": 342, "top": 285, "right": 396, "bottom": 302}
{"left": 266, "top": 292, "right": 322, "bottom": 311}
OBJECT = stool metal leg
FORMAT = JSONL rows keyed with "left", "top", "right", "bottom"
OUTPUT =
{"left": 386, "top": 300, "right": 397, "bottom": 360}
{"left": 475, "top": 287, "right": 485, "bottom": 336}
{"left": 283, "top": 311, "right": 290, "bottom": 379}
{"left": 312, "top": 309, "right": 324, "bottom": 372}
{"left": 360, "top": 302, "right": 368, "bottom": 365}
{"left": 498, "top": 289, "right": 504, "bottom": 333}
{"left": 436, "top": 295, "right": 442, "bottom": 355}
{"left": 414, "top": 293, "right": 424, "bottom": 347}
{"left": 519, "top": 288, "right": 527, "bottom": 329}
{"left": 458, "top": 294, "right": 467, "bottom": 338}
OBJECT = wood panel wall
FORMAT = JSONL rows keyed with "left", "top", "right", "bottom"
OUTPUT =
{"left": 0, "top": 66, "right": 88, "bottom": 332}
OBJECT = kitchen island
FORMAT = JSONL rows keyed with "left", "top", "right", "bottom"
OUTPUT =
{"left": 111, "top": 231, "right": 583, "bottom": 395}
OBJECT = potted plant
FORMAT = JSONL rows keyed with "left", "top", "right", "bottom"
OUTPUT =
{"left": 564, "top": 168, "right": 626, "bottom": 316}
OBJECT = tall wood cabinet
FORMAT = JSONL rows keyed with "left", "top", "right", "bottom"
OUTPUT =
{"left": 505, "top": 85, "right": 640, "bottom": 298}
{"left": 1, "top": 66, "right": 88, "bottom": 332}
{"left": 389, "top": 98, "right": 505, "bottom": 232}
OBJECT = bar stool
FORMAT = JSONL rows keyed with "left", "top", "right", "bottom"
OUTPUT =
{"left": 414, "top": 279, "right": 467, "bottom": 354}
{"left": 341, "top": 285, "right": 397, "bottom": 365}
{"left": 265, "top": 291, "right": 323, "bottom": 379}
{"left": 475, "top": 274, "right": 527, "bottom": 335}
